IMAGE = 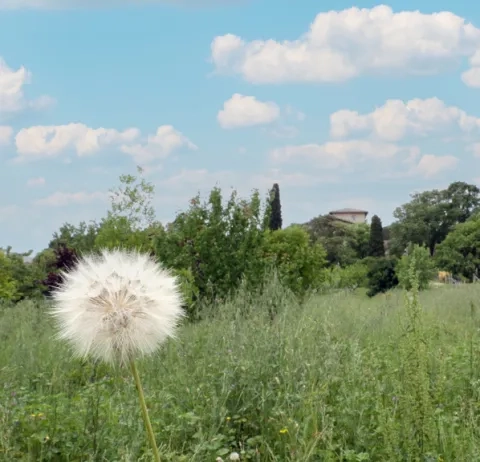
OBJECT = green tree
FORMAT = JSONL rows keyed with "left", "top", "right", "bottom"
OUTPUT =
{"left": 262, "top": 226, "right": 327, "bottom": 296}
{"left": 434, "top": 214, "right": 480, "bottom": 280}
{"left": 268, "top": 183, "right": 282, "bottom": 231}
{"left": 155, "top": 187, "right": 268, "bottom": 301}
{"left": 0, "top": 249, "right": 18, "bottom": 301}
{"left": 97, "top": 166, "right": 162, "bottom": 251}
{"left": 109, "top": 165, "right": 156, "bottom": 230}
{"left": 49, "top": 221, "right": 99, "bottom": 254}
{"left": 2, "top": 247, "right": 46, "bottom": 301}
{"left": 389, "top": 182, "right": 480, "bottom": 256}
{"left": 366, "top": 257, "right": 399, "bottom": 297}
{"left": 368, "top": 215, "right": 385, "bottom": 257}
{"left": 304, "top": 215, "right": 369, "bottom": 266}
{"left": 397, "top": 244, "right": 436, "bottom": 290}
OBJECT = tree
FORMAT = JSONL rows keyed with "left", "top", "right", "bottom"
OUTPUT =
{"left": 366, "top": 257, "right": 399, "bottom": 297}
{"left": 368, "top": 215, "right": 385, "bottom": 257}
{"left": 397, "top": 244, "right": 436, "bottom": 290}
{"left": 41, "top": 245, "right": 78, "bottom": 296}
{"left": 268, "top": 183, "right": 282, "bottom": 231}
{"left": 434, "top": 214, "right": 480, "bottom": 280}
{"left": 303, "top": 215, "right": 369, "bottom": 266}
{"left": 155, "top": 187, "right": 268, "bottom": 301}
{"left": 389, "top": 182, "right": 480, "bottom": 256}
{"left": 0, "top": 249, "right": 18, "bottom": 301}
{"left": 262, "top": 226, "right": 327, "bottom": 297}
{"left": 49, "top": 221, "right": 99, "bottom": 254}
{"left": 108, "top": 165, "right": 156, "bottom": 230}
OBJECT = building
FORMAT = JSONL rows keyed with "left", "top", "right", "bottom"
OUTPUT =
{"left": 329, "top": 208, "right": 368, "bottom": 224}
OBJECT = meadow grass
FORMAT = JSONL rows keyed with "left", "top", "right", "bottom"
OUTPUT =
{"left": 2, "top": 281, "right": 480, "bottom": 461}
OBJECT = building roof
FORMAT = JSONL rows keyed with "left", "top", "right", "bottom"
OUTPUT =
{"left": 329, "top": 208, "right": 369, "bottom": 214}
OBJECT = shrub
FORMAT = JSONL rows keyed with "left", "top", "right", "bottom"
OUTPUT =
{"left": 322, "top": 262, "right": 368, "bottom": 290}
{"left": 397, "top": 244, "right": 436, "bottom": 290}
{"left": 262, "top": 226, "right": 327, "bottom": 297}
{"left": 366, "top": 257, "right": 399, "bottom": 297}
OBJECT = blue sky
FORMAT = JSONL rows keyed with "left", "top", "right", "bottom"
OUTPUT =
{"left": 1, "top": 0, "right": 480, "bottom": 253}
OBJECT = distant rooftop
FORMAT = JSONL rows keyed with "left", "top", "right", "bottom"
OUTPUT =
{"left": 329, "top": 208, "right": 369, "bottom": 214}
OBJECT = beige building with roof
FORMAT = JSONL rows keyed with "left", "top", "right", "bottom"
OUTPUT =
{"left": 329, "top": 208, "right": 368, "bottom": 224}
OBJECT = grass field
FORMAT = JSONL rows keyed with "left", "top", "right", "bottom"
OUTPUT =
{"left": 2, "top": 281, "right": 480, "bottom": 461}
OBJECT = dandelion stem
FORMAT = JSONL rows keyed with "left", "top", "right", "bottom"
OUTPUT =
{"left": 130, "top": 359, "right": 161, "bottom": 462}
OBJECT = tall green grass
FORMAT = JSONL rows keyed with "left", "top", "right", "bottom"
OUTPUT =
{"left": 2, "top": 280, "right": 480, "bottom": 461}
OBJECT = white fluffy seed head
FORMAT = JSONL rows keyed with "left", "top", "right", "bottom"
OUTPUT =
{"left": 50, "top": 249, "right": 185, "bottom": 365}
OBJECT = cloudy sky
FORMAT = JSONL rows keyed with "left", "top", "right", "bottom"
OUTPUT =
{"left": 1, "top": 0, "right": 480, "bottom": 252}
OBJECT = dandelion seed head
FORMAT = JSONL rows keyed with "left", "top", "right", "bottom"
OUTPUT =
{"left": 50, "top": 249, "right": 184, "bottom": 365}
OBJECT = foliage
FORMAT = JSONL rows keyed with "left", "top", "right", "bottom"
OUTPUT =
{"left": 109, "top": 165, "right": 156, "bottom": 230}
{"left": 322, "top": 261, "right": 369, "bottom": 290}
{"left": 4, "top": 283, "right": 480, "bottom": 460}
{"left": 268, "top": 183, "right": 282, "bottom": 231}
{"left": 434, "top": 214, "right": 480, "bottom": 280}
{"left": 389, "top": 181, "right": 480, "bottom": 256}
{"left": 304, "top": 215, "right": 370, "bottom": 266}
{"left": 397, "top": 244, "right": 436, "bottom": 290}
{"left": 154, "top": 187, "right": 268, "bottom": 302}
{"left": 0, "top": 249, "right": 18, "bottom": 301}
{"left": 48, "top": 221, "right": 99, "bottom": 254}
{"left": 368, "top": 214, "right": 385, "bottom": 257}
{"left": 41, "top": 246, "right": 78, "bottom": 296}
{"left": 94, "top": 215, "right": 156, "bottom": 252}
{"left": 262, "top": 226, "right": 327, "bottom": 297}
{"left": 365, "top": 257, "right": 399, "bottom": 297}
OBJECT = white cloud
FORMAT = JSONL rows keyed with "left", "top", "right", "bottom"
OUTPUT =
{"left": 0, "top": 58, "right": 54, "bottom": 117}
{"left": 27, "top": 177, "right": 45, "bottom": 187}
{"left": 270, "top": 140, "right": 406, "bottom": 168}
{"left": 0, "top": 126, "right": 12, "bottom": 145}
{"left": 470, "top": 142, "right": 480, "bottom": 157}
{"left": 330, "top": 97, "right": 480, "bottom": 141}
{"left": 217, "top": 94, "right": 280, "bottom": 128}
{"left": 120, "top": 125, "right": 197, "bottom": 164}
{"left": 34, "top": 191, "right": 107, "bottom": 207}
{"left": 412, "top": 154, "right": 459, "bottom": 178}
{"left": 15, "top": 123, "right": 140, "bottom": 160}
{"left": 462, "top": 50, "right": 480, "bottom": 87}
{"left": 211, "top": 5, "right": 480, "bottom": 84}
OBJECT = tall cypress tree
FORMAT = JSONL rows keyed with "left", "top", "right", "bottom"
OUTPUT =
{"left": 269, "top": 183, "right": 283, "bottom": 231}
{"left": 369, "top": 214, "right": 385, "bottom": 257}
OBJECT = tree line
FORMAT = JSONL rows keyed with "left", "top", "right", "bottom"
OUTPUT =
{"left": 1, "top": 168, "right": 479, "bottom": 313}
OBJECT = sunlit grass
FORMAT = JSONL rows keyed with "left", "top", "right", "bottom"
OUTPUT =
{"left": 2, "top": 282, "right": 480, "bottom": 461}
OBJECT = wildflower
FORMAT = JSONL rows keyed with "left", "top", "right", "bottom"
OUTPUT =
{"left": 50, "top": 249, "right": 184, "bottom": 462}
{"left": 50, "top": 249, "right": 184, "bottom": 365}
{"left": 279, "top": 427, "right": 288, "bottom": 434}
{"left": 226, "top": 416, "right": 231, "bottom": 421}
{"left": 229, "top": 452, "right": 240, "bottom": 460}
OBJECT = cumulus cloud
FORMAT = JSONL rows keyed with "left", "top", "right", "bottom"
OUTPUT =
{"left": 120, "top": 125, "right": 197, "bottom": 164}
{"left": 461, "top": 50, "right": 480, "bottom": 87}
{"left": 34, "top": 191, "right": 107, "bottom": 207}
{"left": 217, "top": 94, "right": 280, "bottom": 128}
{"left": 270, "top": 140, "right": 407, "bottom": 168}
{"left": 330, "top": 97, "right": 480, "bottom": 141}
{"left": 0, "top": 126, "right": 12, "bottom": 145}
{"left": 0, "top": 58, "right": 55, "bottom": 117}
{"left": 210, "top": 5, "right": 480, "bottom": 84}
{"left": 15, "top": 123, "right": 139, "bottom": 160}
{"left": 27, "top": 177, "right": 46, "bottom": 187}
{"left": 411, "top": 154, "right": 459, "bottom": 178}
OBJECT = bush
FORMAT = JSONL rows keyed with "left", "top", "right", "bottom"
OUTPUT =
{"left": 397, "top": 244, "right": 436, "bottom": 290}
{"left": 366, "top": 257, "right": 399, "bottom": 297}
{"left": 322, "top": 262, "right": 368, "bottom": 290}
{"left": 262, "top": 226, "right": 327, "bottom": 297}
